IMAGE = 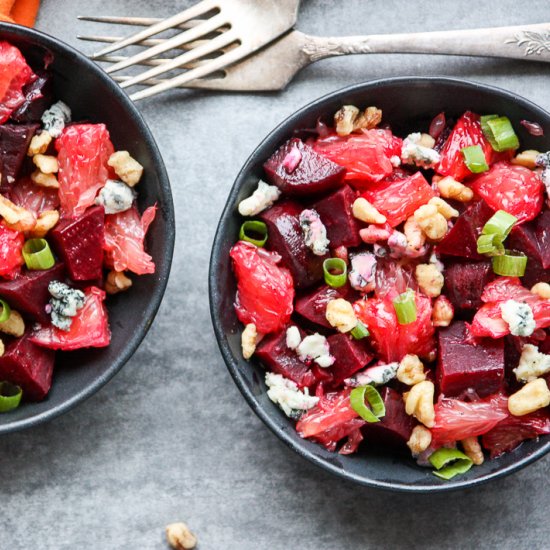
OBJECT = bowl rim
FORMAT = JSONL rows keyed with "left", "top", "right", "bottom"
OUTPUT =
{"left": 209, "top": 75, "right": 550, "bottom": 493}
{"left": 0, "top": 22, "right": 175, "bottom": 434}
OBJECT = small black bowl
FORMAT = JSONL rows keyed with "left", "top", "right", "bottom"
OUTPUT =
{"left": 0, "top": 24, "right": 175, "bottom": 434}
{"left": 209, "top": 77, "right": 550, "bottom": 492}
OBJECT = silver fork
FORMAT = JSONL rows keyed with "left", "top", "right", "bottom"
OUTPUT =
{"left": 81, "top": 21, "right": 550, "bottom": 93}
{"left": 78, "top": 0, "right": 300, "bottom": 100}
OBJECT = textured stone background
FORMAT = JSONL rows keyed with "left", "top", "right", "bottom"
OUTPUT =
{"left": 1, "top": 1, "right": 549, "bottom": 548}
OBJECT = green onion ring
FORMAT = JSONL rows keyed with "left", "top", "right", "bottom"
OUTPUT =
{"left": 480, "top": 114, "right": 500, "bottom": 150}
{"left": 22, "top": 238, "right": 55, "bottom": 270}
{"left": 461, "top": 145, "right": 489, "bottom": 174}
{"left": 239, "top": 221, "right": 268, "bottom": 247}
{"left": 484, "top": 116, "right": 520, "bottom": 152}
{"left": 393, "top": 289, "right": 417, "bottom": 325}
{"left": 482, "top": 210, "right": 517, "bottom": 238}
{"left": 0, "top": 299, "right": 10, "bottom": 323}
{"left": 351, "top": 321, "right": 369, "bottom": 340}
{"left": 492, "top": 250, "right": 528, "bottom": 277}
{"left": 429, "top": 448, "right": 474, "bottom": 480}
{"left": 350, "top": 385, "right": 386, "bottom": 423}
{"left": 0, "top": 381, "right": 23, "bottom": 413}
{"left": 323, "top": 258, "right": 347, "bottom": 288}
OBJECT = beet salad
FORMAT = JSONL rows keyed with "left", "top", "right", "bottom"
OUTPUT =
{"left": 0, "top": 41, "right": 156, "bottom": 412}
{"left": 229, "top": 104, "right": 550, "bottom": 480}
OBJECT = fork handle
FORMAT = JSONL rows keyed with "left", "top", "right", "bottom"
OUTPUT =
{"left": 304, "top": 23, "right": 550, "bottom": 62}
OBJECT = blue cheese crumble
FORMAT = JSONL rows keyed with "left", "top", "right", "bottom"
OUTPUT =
{"left": 514, "top": 344, "right": 550, "bottom": 382}
{"left": 286, "top": 325, "right": 301, "bottom": 350}
{"left": 297, "top": 333, "right": 334, "bottom": 368}
{"left": 48, "top": 281, "right": 85, "bottom": 331}
{"left": 265, "top": 372, "right": 319, "bottom": 419}
{"left": 41, "top": 101, "right": 71, "bottom": 138}
{"left": 346, "top": 362, "right": 399, "bottom": 387}
{"left": 95, "top": 179, "right": 136, "bottom": 214}
{"left": 500, "top": 299, "right": 536, "bottom": 337}
{"left": 401, "top": 132, "right": 441, "bottom": 169}
{"left": 238, "top": 180, "right": 281, "bottom": 216}
{"left": 299, "top": 209, "right": 330, "bottom": 256}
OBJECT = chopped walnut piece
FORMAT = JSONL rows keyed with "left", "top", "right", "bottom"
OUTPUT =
{"left": 397, "top": 354, "right": 426, "bottom": 386}
{"left": 428, "top": 197, "right": 459, "bottom": 220}
{"left": 353, "top": 106, "right": 383, "bottom": 131}
{"left": 436, "top": 176, "right": 473, "bottom": 202}
{"left": 325, "top": 298, "right": 357, "bottom": 333}
{"left": 108, "top": 151, "right": 144, "bottom": 187}
{"left": 413, "top": 204, "right": 448, "bottom": 241}
{"left": 461, "top": 436, "right": 484, "bottom": 465}
{"left": 0, "top": 338, "right": 4, "bottom": 357}
{"left": 352, "top": 197, "right": 386, "bottom": 224}
{"left": 404, "top": 380, "right": 435, "bottom": 428}
{"left": 27, "top": 131, "right": 52, "bottom": 156}
{"left": 511, "top": 149, "right": 540, "bottom": 169}
{"left": 31, "top": 170, "right": 59, "bottom": 189}
{"left": 0, "top": 310, "right": 25, "bottom": 337}
{"left": 105, "top": 270, "right": 133, "bottom": 295}
{"left": 32, "top": 154, "right": 58, "bottom": 174}
{"left": 166, "top": 522, "right": 197, "bottom": 550}
{"left": 415, "top": 264, "right": 444, "bottom": 298}
{"left": 0, "top": 194, "right": 36, "bottom": 232}
{"left": 334, "top": 105, "right": 360, "bottom": 136}
{"left": 508, "top": 379, "right": 550, "bottom": 416}
{"left": 241, "top": 323, "right": 258, "bottom": 360}
{"left": 29, "top": 210, "right": 60, "bottom": 238}
{"left": 432, "top": 295, "right": 454, "bottom": 327}
{"left": 407, "top": 425, "right": 432, "bottom": 456}
{"left": 531, "top": 282, "right": 550, "bottom": 299}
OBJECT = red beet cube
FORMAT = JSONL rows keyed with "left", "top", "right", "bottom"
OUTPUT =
{"left": 50, "top": 205, "right": 105, "bottom": 280}
{"left": 327, "top": 333, "right": 373, "bottom": 386}
{"left": 11, "top": 71, "right": 54, "bottom": 123}
{"left": 295, "top": 284, "right": 354, "bottom": 331}
{"left": 255, "top": 328, "right": 315, "bottom": 389}
{"left": 437, "top": 199, "right": 494, "bottom": 259}
{"left": 0, "top": 332, "right": 55, "bottom": 401}
{"left": 437, "top": 321, "right": 504, "bottom": 397}
{"left": 362, "top": 387, "right": 416, "bottom": 449}
{"left": 508, "top": 211, "right": 550, "bottom": 287}
{"left": 0, "top": 263, "right": 65, "bottom": 323}
{"left": 263, "top": 138, "right": 346, "bottom": 196}
{"left": 260, "top": 200, "right": 325, "bottom": 289}
{"left": 443, "top": 261, "right": 493, "bottom": 311}
{"left": 0, "top": 123, "right": 39, "bottom": 191}
{"left": 311, "top": 184, "right": 361, "bottom": 247}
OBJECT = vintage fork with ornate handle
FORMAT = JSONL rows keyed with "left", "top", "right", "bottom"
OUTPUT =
{"left": 80, "top": 21, "right": 550, "bottom": 94}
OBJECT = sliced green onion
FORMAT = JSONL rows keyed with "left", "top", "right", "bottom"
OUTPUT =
{"left": 492, "top": 250, "right": 528, "bottom": 277}
{"left": 393, "top": 289, "right": 417, "bottom": 325}
{"left": 0, "top": 299, "right": 10, "bottom": 323}
{"left": 22, "top": 238, "right": 55, "bottom": 270}
{"left": 476, "top": 210, "right": 517, "bottom": 255}
{"left": 461, "top": 145, "right": 489, "bottom": 173}
{"left": 429, "top": 448, "right": 473, "bottom": 480}
{"left": 0, "top": 381, "right": 23, "bottom": 413}
{"left": 239, "top": 221, "right": 268, "bottom": 247}
{"left": 480, "top": 114, "right": 500, "bottom": 150}
{"left": 323, "top": 258, "right": 347, "bottom": 288}
{"left": 350, "top": 385, "right": 386, "bottom": 423}
{"left": 482, "top": 115, "right": 520, "bottom": 152}
{"left": 351, "top": 321, "right": 369, "bottom": 340}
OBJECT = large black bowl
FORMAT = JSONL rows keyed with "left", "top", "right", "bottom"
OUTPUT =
{"left": 209, "top": 77, "right": 550, "bottom": 492}
{"left": 0, "top": 24, "right": 175, "bottom": 434}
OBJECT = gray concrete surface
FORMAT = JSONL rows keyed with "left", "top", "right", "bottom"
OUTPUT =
{"left": 1, "top": 1, "right": 549, "bottom": 548}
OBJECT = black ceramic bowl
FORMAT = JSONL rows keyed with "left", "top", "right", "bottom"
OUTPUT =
{"left": 210, "top": 77, "right": 550, "bottom": 492}
{"left": 0, "top": 24, "right": 174, "bottom": 434}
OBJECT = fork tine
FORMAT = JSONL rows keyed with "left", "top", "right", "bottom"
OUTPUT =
{"left": 90, "top": 0, "right": 217, "bottom": 58}
{"left": 104, "top": 14, "right": 226, "bottom": 74}
{"left": 78, "top": 34, "right": 214, "bottom": 50}
{"left": 129, "top": 45, "right": 244, "bottom": 100}
{"left": 77, "top": 15, "right": 204, "bottom": 29}
{"left": 95, "top": 54, "right": 219, "bottom": 68}
{"left": 119, "top": 30, "right": 237, "bottom": 88}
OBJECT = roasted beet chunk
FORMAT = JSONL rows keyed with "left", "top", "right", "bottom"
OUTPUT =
{"left": 260, "top": 200, "right": 325, "bottom": 289}
{"left": 508, "top": 211, "right": 550, "bottom": 287}
{"left": 443, "top": 261, "right": 493, "bottom": 311}
{"left": 295, "top": 284, "right": 354, "bottom": 330}
{"left": 437, "top": 199, "right": 494, "bottom": 259}
{"left": 255, "top": 328, "right": 315, "bottom": 388}
{"left": 0, "top": 123, "right": 39, "bottom": 191}
{"left": 0, "top": 263, "right": 64, "bottom": 323}
{"left": 327, "top": 333, "right": 373, "bottom": 386}
{"left": 311, "top": 184, "right": 361, "bottom": 247}
{"left": 11, "top": 70, "right": 54, "bottom": 123}
{"left": 0, "top": 332, "right": 55, "bottom": 401}
{"left": 50, "top": 205, "right": 105, "bottom": 281}
{"left": 263, "top": 137, "right": 345, "bottom": 196}
{"left": 437, "top": 321, "right": 504, "bottom": 398}
{"left": 361, "top": 387, "right": 416, "bottom": 449}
